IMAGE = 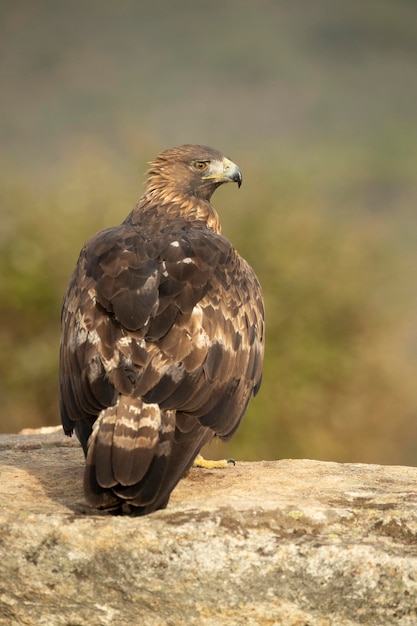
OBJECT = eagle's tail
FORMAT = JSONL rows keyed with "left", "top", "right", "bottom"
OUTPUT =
{"left": 84, "top": 396, "right": 177, "bottom": 513}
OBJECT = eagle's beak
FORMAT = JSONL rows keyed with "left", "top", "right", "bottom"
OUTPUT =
{"left": 222, "top": 157, "right": 242, "bottom": 188}
{"left": 203, "top": 158, "right": 242, "bottom": 188}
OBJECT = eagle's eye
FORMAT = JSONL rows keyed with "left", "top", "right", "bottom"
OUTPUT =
{"left": 194, "top": 161, "right": 209, "bottom": 171}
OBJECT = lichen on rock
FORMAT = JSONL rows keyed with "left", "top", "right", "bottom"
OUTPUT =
{"left": 1, "top": 429, "right": 417, "bottom": 625}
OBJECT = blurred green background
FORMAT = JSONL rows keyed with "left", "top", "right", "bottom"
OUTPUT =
{"left": 1, "top": 0, "right": 417, "bottom": 464}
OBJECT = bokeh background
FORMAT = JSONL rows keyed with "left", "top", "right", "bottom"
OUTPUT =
{"left": 1, "top": 0, "right": 417, "bottom": 464}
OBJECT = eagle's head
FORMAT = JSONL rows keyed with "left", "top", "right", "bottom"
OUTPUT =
{"left": 146, "top": 144, "right": 242, "bottom": 202}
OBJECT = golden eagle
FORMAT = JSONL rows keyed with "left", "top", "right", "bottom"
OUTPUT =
{"left": 60, "top": 144, "right": 264, "bottom": 515}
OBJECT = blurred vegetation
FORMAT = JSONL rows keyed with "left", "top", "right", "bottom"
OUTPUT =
{"left": 1, "top": 0, "right": 417, "bottom": 465}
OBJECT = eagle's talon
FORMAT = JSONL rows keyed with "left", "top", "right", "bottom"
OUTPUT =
{"left": 193, "top": 454, "right": 235, "bottom": 469}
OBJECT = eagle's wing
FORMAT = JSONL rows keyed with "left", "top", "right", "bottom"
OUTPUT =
{"left": 60, "top": 218, "right": 264, "bottom": 512}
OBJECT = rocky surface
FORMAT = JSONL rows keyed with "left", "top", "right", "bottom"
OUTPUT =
{"left": 1, "top": 428, "right": 417, "bottom": 625}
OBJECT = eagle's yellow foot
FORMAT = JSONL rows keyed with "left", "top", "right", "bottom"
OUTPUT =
{"left": 193, "top": 454, "right": 235, "bottom": 469}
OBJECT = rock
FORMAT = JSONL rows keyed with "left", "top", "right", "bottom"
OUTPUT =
{"left": 1, "top": 428, "right": 417, "bottom": 626}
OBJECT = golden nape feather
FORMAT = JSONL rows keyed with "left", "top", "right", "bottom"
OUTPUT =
{"left": 59, "top": 144, "right": 264, "bottom": 515}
